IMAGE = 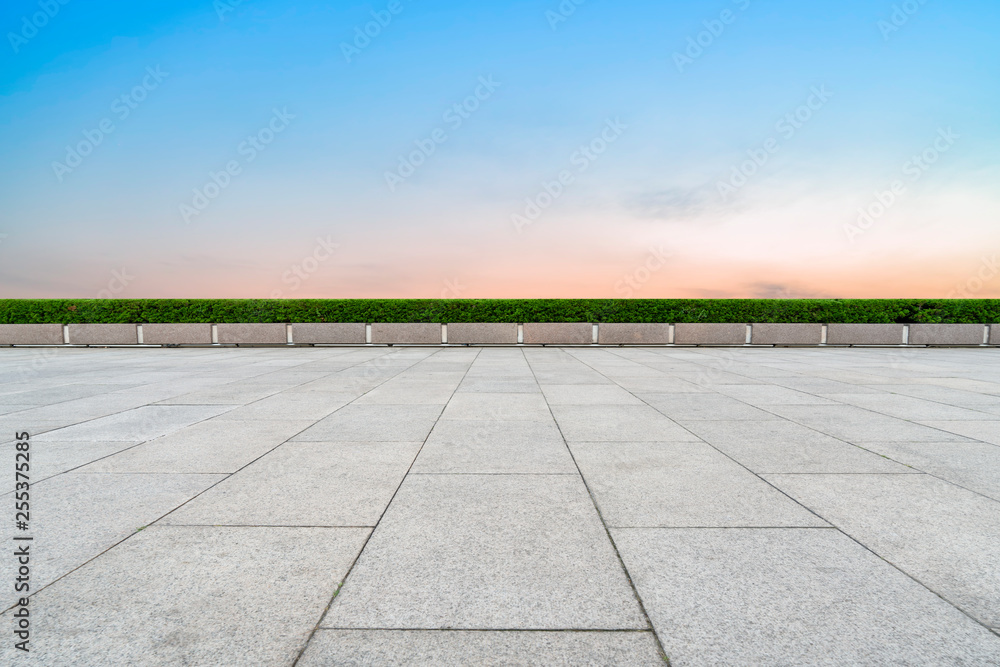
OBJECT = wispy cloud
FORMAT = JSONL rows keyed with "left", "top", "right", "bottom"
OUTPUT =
{"left": 622, "top": 184, "right": 726, "bottom": 222}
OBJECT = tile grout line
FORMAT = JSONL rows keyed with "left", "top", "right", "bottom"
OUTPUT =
{"left": 290, "top": 346, "right": 482, "bottom": 666}
{"left": 608, "top": 525, "right": 839, "bottom": 530}
{"left": 313, "top": 627, "right": 660, "bottom": 633}
{"left": 522, "top": 347, "right": 672, "bottom": 665}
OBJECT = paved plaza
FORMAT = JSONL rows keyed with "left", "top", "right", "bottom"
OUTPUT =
{"left": 2, "top": 345, "right": 1000, "bottom": 665}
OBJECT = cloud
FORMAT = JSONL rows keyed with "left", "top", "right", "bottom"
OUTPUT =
{"left": 748, "top": 282, "right": 830, "bottom": 299}
{"left": 621, "top": 183, "right": 730, "bottom": 223}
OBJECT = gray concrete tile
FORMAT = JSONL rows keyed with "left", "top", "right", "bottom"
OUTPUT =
{"left": 572, "top": 441, "right": 826, "bottom": 527}
{"left": 254, "top": 370, "right": 343, "bottom": 384}
{"left": 157, "top": 383, "right": 289, "bottom": 404}
{"left": 40, "top": 405, "right": 230, "bottom": 441}
{"left": 0, "top": 383, "right": 131, "bottom": 406}
{"left": 878, "top": 384, "right": 1000, "bottom": 414}
{"left": 592, "top": 366, "right": 673, "bottom": 380}
{"left": 531, "top": 369, "right": 613, "bottom": 385}
{"left": 0, "top": 472, "right": 223, "bottom": 591}
{"left": 1, "top": 440, "right": 142, "bottom": 487}
{"left": 457, "top": 378, "right": 542, "bottom": 393}
{"left": 12, "top": 393, "right": 150, "bottom": 422}
{"left": 550, "top": 405, "right": 699, "bottom": 441}
{"left": 0, "top": 526, "right": 369, "bottom": 666}
{"left": 323, "top": 475, "right": 645, "bottom": 629}
{"left": 352, "top": 385, "right": 457, "bottom": 405}
{"left": 770, "top": 376, "right": 884, "bottom": 395}
{"left": 299, "top": 630, "right": 663, "bottom": 666}
{"left": 81, "top": 419, "right": 313, "bottom": 473}
{"left": 293, "top": 405, "right": 442, "bottom": 441}
{"left": 829, "top": 393, "right": 998, "bottom": 420}
{"left": 0, "top": 403, "right": 35, "bottom": 416}
{"left": 440, "top": 392, "right": 552, "bottom": 420}
{"left": 638, "top": 392, "right": 780, "bottom": 420}
{"left": 412, "top": 420, "right": 575, "bottom": 474}
{"left": 679, "top": 420, "right": 914, "bottom": 473}
{"left": 162, "top": 441, "right": 422, "bottom": 526}
{"left": 101, "top": 380, "right": 227, "bottom": 405}
{"left": 540, "top": 384, "right": 644, "bottom": 405}
{"left": 766, "top": 404, "right": 970, "bottom": 443}
{"left": 614, "top": 527, "right": 1000, "bottom": 666}
{"left": 810, "top": 368, "right": 914, "bottom": 386}
{"left": 859, "top": 440, "right": 1000, "bottom": 501}
{"left": 606, "top": 376, "right": 708, "bottom": 393}
{"left": 711, "top": 383, "right": 835, "bottom": 405}
{"left": 213, "top": 393, "right": 354, "bottom": 420}
{"left": 288, "top": 375, "right": 387, "bottom": 394}
{"left": 919, "top": 420, "right": 1000, "bottom": 445}
{"left": 0, "top": 418, "right": 75, "bottom": 442}
{"left": 765, "top": 473, "right": 1000, "bottom": 627}
{"left": 406, "top": 361, "right": 477, "bottom": 373}
{"left": 670, "top": 370, "right": 763, "bottom": 386}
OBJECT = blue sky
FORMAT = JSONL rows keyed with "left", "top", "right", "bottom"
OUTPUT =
{"left": 1, "top": 0, "right": 998, "bottom": 298}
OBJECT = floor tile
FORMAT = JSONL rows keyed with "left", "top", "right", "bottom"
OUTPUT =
{"left": 161, "top": 441, "right": 422, "bottom": 526}
{"left": 765, "top": 473, "right": 1000, "bottom": 627}
{"left": 918, "top": 420, "right": 1000, "bottom": 445}
{"left": 679, "top": 420, "right": 914, "bottom": 473}
{"left": 766, "top": 405, "right": 970, "bottom": 443}
{"left": 40, "top": 405, "right": 230, "bottom": 441}
{"left": 638, "top": 393, "right": 780, "bottom": 420}
{"left": 572, "top": 441, "right": 826, "bottom": 527}
{"left": 860, "top": 440, "right": 1000, "bottom": 501}
{"left": 299, "top": 630, "right": 663, "bottom": 666}
{"left": 293, "top": 405, "right": 442, "bottom": 441}
{"left": 81, "top": 419, "right": 313, "bottom": 473}
{"left": 614, "top": 527, "right": 1000, "bottom": 666}
{"left": 213, "top": 393, "right": 354, "bottom": 420}
{"left": 0, "top": 527, "right": 369, "bottom": 666}
{"left": 711, "top": 383, "right": 835, "bottom": 405}
{"left": 829, "top": 393, "right": 998, "bottom": 420}
{"left": 412, "top": 419, "right": 575, "bottom": 474}
{"left": 540, "top": 384, "right": 644, "bottom": 405}
{"left": 550, "top": 405, "right": 698, "bottom": 441}
{"left": 322, "top": 475, "right": 645, "bottom": 629}
{"left": 440, "top": 392, "right": 552, "bottom": 420}
{"left": 1, "top": 472, "right": 223, "bottom": 590}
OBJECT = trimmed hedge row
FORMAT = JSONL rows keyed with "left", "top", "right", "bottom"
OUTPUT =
{"left": 1, "top": 299, "right": 998, "bottom": 324}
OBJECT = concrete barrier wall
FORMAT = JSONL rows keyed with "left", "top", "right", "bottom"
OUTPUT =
{"left": 674, "top": 323, "right": 746, "bottom": 345}
{"left": 217, "top": 323, "right": 287, "bottom": 345}
{"left": 522, "top": 323, "right": 593, "bottom": 345}
{"left": 4, "top": 322, "right": 999, "bottom": 347}
{"left": 908, "top": 324, "right": 985, "bottom": 346}
{"left": 371, "top": 323, "right": 442, "bottom": 345}
{"left": 826, "top": 324, "right": 905, "bottom": 346}
{"left": 68, "top": 323, "right": 137, "bottom": 345}
{"left": 448, "top": 323, "right": 518, "bottom": 345}
{"left": 0, "top": 324, "right": 64, "bottom": 345}
{"left": 752, "top": 323, "right": 823, "bottom": 346}
{"left": 598, "top": 323, "right": 670, "bottom": 345}
{"left": 293, "top": 323, "right": 366, "bottom": 345}
{"left": 142, "top": 323, "right": 213, "bottom": 345}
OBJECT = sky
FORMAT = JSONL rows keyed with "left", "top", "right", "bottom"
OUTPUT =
{"left": 1, "top": 0, "right": 998, "bottom": 299}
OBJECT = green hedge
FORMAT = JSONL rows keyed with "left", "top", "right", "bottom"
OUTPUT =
{"left": 0, "top": 299, "right": 998, "bottom": 324}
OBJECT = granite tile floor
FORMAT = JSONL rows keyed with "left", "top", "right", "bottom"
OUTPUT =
{"left": 1, "top": 345, "right": 1000, "bottom": 665}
